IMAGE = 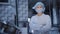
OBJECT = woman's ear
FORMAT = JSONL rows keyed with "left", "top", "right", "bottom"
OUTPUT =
{"left": 42, "top": 8, "right": 45, "bottom": 12}
{"left": 44, "top": 8, "right": 45, "bottom": 11}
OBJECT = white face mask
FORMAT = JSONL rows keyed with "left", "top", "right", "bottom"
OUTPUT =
{"left": 35, "top": 8, "right": 45, "bottom": 13}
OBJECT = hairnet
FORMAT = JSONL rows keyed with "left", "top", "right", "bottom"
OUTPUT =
{"left": 32, "top": 2, "right": 45, "bottom": 9}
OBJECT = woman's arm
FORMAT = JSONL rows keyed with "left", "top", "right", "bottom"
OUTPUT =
{"left": 40, "top": 15, "right": 51, "bottom": 31}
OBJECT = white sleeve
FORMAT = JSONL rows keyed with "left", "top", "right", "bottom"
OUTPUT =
{"left": 41, "top": 15, "right": 51, "bottom": 31}
{"left": 29, "top": 17, "right": 35, "bottom": 33}
{"left": 29, "top": 17, "right": 35, "bottom": 30}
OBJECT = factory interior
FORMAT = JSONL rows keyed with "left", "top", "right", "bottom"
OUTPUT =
{"left": 0, "top": 0, "right": 60, "bottom": 34}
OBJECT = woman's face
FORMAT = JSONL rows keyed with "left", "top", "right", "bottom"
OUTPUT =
{"left": 35, "top": 5, "right": 44, "bottom": 13}
{"left": 35, "top": 5, "right": 42, "bottom": 10}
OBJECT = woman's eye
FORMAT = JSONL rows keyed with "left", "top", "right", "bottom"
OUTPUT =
{"left": 37, "top": 7, "right": 39, "bottom": 8}
{"left": 37, "top": 7, "right": 42, "bottom": 8}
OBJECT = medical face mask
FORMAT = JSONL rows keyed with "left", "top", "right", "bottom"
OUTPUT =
{"left": 35, "top": 8, "right": 45, "bottom": 13}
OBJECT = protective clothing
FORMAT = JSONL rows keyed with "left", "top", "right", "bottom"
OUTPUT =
{"left": 29, "top": 14, "right": 51, "bottom": 34}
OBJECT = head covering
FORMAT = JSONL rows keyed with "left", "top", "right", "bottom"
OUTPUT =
{"left": 32, "top": 2, "right": 45, "bottom": 9}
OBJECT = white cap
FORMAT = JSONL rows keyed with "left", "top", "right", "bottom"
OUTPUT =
{"left": 32, "top": 2, "right": 45, "bottom": 9}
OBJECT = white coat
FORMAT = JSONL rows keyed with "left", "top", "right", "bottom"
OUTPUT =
{"left": 29, "top": 14, "right": 51, "bottom": 32}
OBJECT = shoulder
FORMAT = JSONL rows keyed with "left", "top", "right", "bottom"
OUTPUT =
{"left": 44, "top": 14, "right": 50, "bottom": 18}
{"left": 43, "top": 14, "right": 51, "bottom": 22}
{"left": 43, "top": 14, "right": 51, "bottom": 20}
{"left": 31, "top": 15, "right": 37, "bottom": 20}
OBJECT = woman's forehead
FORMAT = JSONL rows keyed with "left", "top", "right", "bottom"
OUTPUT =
{"left": 36, "top": 5, "right": 43, "bottom": 8}
{"left": 37, "top": 5, "right": 42, "bottom": 7}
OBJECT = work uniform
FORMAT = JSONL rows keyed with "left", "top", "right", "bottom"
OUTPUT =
{"left": 29, "top": 14, "right": 51, "bottom": 34}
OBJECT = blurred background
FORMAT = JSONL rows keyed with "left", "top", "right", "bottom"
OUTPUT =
{"left": 0, "top": 0, "right": 60, "bottom": 34}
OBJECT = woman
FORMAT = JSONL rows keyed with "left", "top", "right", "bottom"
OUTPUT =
{"left": 29, "top": 2, "right": 51, "bottom": 34}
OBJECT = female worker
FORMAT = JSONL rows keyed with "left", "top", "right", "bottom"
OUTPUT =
{"left": 29, "top": 2, "right": 51, "bottom": 34}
